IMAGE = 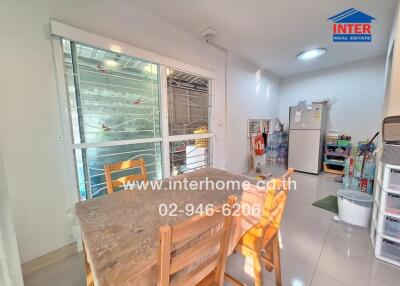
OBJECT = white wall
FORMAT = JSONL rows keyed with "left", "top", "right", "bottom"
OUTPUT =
{"left": 278, "top": 56, "right": 386, "bottom": 145}
{"left": 0, "top": 0, "right": 275, "bottom": 262}
{"left": 384, "top": 2, "right": 400, "bottom": 116}
{"left": 0, "top": 153, "right": 23, "bottom": 286}
{"left": 226, "top": 54, "right": 280, "bottom": 173}
{"left": 2, "top": 0, "right": 386, "bottom": 265}
{"left": 0, "top": 0, "right": 228, "bottom": 262}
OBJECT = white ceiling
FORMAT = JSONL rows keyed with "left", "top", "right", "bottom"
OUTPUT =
{"left": 130, "top": 0, "right": 398, "bottom": 77}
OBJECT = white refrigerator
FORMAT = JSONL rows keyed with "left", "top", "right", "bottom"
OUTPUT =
{"left": 288, "top": 103, "right": 327, "bottom": 174}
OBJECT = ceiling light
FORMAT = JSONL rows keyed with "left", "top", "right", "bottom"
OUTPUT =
{"left": 297, "top": 48, "right": 327, "bottom": 61}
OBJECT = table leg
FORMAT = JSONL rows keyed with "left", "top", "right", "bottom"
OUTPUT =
{"left": 83, "top": 243, "right": 94, "bottom": 286}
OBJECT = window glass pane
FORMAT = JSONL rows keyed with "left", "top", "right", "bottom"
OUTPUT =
{"left": 75, "top": 142, "right": 162, "bottom": 199}
{"left": 63, "top": 40, "right": 160, "bottom": 144}
{"left": 170, "top": 138, "right": 212, "bottom": 175}
{"left": 60, "top": 39, "right": 214, "bottom": 200}
{"left": 167, "top": 69, "right": 211, "bottom": 136}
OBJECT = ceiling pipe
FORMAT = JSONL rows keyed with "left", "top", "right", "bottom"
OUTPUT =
{"left": 201, "top": 27, "right": 229, "bottom": 169}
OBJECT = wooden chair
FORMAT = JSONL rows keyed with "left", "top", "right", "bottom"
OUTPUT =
{"left": 225, "top": 175, "right": 291, "bottom": 286}
{"left": 157, "top": 196, "right": 237, "bottom": 286}
{"left": 104, "top": 158, "right": 148, "bottom": 194}
{"left": 260, "top": 168, "right": 293, "bottom": 283}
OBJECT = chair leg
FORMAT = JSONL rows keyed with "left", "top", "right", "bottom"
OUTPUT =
{"left": 224, "top": 273, "right": 246, "bottom": 286}
{"left": 263, "top": 242, "right": 273, "bottom": 272}
{"left": 253, "top": 253, "right": 263, "bottom": 286}
{"left": 272, "top": 234, "right": 282, "bottom": 286}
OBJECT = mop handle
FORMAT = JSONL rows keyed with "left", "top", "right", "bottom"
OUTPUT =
{"left": 358, "top": 131, "right": 379, "bottom": 157}
{"left": 359, "top": 131, "right": 379, "bottom": 178}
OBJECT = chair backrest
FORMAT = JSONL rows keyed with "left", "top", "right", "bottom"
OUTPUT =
{"left": 104, "top": 158, "right": 148, "bottom": 194}
{"left": 259, "top": 179, "right": 288, "bottom": 233}
{"left": 259, "top": 179, "right": 281, "bottom": 227}
{"left": 157, "top": 196, "right": 237, "bottom": 286}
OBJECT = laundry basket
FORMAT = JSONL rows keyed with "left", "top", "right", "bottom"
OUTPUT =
{"left": 337, "top": 189, "right": 373, "bottom": 227}
{"left": 194, "top": 126, "right": 208, "bottom": 147}
{"left": 382, "top": 116, "right": 400, "bottom": 165}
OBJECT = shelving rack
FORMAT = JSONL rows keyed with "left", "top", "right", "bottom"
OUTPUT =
{"left": 323, "top": 143, "right": 351, "bottom": 175}
{"left": 371, "top": 160, "right": 400, "bottom": 267}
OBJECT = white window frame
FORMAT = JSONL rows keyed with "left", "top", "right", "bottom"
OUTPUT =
{"left": 51, "top": 21, "right": 216, "bottom": 201}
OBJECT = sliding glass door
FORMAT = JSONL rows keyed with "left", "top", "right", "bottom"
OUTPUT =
{"left": 60, "top": 40, "right": 213, "bottom": 200}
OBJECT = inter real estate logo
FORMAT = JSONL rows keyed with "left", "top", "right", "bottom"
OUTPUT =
{"left": 328, "top": 8, "right": 376, "bottom": 42}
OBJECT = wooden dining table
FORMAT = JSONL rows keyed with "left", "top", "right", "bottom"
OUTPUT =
{"left": 74, "top": 167, "right": 272, "bottom": 286}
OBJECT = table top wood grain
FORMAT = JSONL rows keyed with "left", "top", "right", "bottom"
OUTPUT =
{"left": 74, "top": 168, "right": 263, "bottom": 286}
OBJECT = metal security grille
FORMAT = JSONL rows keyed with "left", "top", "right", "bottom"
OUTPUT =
{"left": 167, "top": 69, "right": 211, "bottom": 136}
{"left": 169, "top": 139, "right": 212, "bottom": 176}
{"left": 59, "top": 39, "right": 214, "bottom": 200}
{"left": 62, "top": 40, "right": 162, "bottom": 199}
{"left": 167, "top": 69, "right": 213, "bottom": 175}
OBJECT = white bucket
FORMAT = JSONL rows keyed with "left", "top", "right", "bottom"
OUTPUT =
{"left": 337, "top": 189, "right": 373, "bottom": 227}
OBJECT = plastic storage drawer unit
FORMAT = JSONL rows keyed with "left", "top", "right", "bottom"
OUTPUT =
{"left": 383, "top": 216, "right": 400, "bottom": 238}
{"left": 388, "top": 169, "right": 400, "bottom": 190}
{"left": 381, "top": 238, "right": 400, "bottom": 262}
{"left": 386, "top": 193, "right": 400, "bottom": 213}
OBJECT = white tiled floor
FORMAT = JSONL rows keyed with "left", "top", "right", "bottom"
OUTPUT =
{"left": 226, "top": 170, "right": 400, "bottom": 286}
{"left": 24, "top": 170, "right": 400, "bottom": 286}
{"left": 24, "top": 252, "right": 86, "bottom": 286}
